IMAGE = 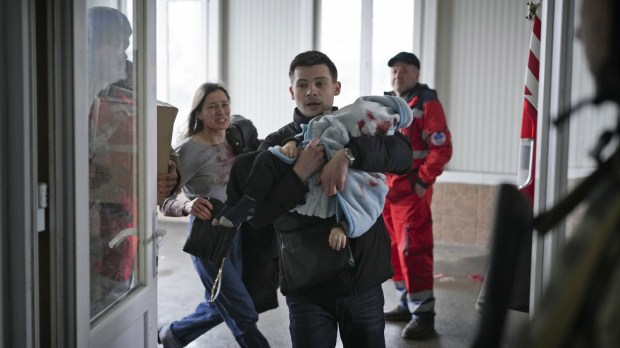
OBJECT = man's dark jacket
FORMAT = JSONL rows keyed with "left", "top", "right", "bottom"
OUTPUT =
{"left": 241, "top": 107, "right": 412, "bottom": 298}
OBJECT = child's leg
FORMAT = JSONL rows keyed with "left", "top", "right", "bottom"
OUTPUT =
{"left": 243, "top": 150, "right": 293, "bottom": 200}
{"left": 214, "top": 151, "right": 292, "bottom": 227}
{"left": 216, "top": 195, "right": 257, "bottom": 227}
{"left": 225, "top": 151, "right": 260, "bottom": 205}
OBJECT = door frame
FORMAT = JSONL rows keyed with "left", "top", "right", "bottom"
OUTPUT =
{"left": 1, "top": 0, "right": 39, "bottom": 347}
{"left": 2, "top": 0, "right": 163, "bottom": 346}
{"left": 47, "top": 0, "right": 84, "bottom": 346}
{"left": 531, "top": 0, "right": 575, "bottom": 314}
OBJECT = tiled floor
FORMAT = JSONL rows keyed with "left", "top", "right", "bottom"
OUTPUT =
{"left": 157, "top": 215, "right": 528, "bottom": 347}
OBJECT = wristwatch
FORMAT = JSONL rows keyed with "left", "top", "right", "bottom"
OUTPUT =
{"left": 343, "top": 147, "right": 355, "bottom": 167}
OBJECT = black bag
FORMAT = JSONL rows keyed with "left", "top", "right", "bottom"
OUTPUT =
{"left": 276, "top": 215, "right": 356, "bottom": 293}
{"left": 182, "top": 198, "right": 235, "bottom": 266}
{"left": 226, "top": 116, "right": 260, "bottom": 155}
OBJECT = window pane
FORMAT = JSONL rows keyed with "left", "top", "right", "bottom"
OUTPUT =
{"left": 320, "top": 0, "right": 361, "bottom": 106}
{"left": 158, "top": 0, "right": 206, "bottom": 146}
{"left": 86, "top": 3, "right": 140, "bottom": 320}
{"left": 371, "top": 0, "right": 414, "bottom": 96}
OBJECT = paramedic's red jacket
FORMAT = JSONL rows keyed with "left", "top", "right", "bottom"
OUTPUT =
{"left": 385, "top": 83, "right": 452, "bottom": 195}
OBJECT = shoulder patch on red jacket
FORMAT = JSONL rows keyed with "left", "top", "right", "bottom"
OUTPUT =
{"left": 430, "top": 131, "right": 447, "bottom": 146}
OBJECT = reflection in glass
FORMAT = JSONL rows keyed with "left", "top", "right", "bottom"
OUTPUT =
{"left": 87, "top": 5, "right": 139, "bottom": 319}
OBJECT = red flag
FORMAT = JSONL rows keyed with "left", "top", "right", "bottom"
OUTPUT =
{"left": 518, "top": 3, "right": 541, "bottom": 203}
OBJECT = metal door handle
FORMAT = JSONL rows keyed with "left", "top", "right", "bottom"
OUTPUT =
{"left": 155, "top": 228, "right": 168, "bottom": 245}
{"left": 108, "top": 228, "right": 138, "bottom": 248}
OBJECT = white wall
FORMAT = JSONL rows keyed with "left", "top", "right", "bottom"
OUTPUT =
{"left": 225, "top": 0, "right": 314, "bottom": 139}
{"left": 223, "top": 0, "right": 416, "bottom": 140}
{"left": 157, "top": 0, "right": 615, "bottom": 181}
{"left": 435, "top": 0, "right": 531, "bottom": 175}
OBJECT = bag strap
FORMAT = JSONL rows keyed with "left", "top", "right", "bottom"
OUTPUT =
{"left": 209, "top": 257, "right": 225, "bottom": 302}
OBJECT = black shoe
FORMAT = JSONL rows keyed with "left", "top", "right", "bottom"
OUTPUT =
{"left": 384, "top": 305, "right": 411, "bottom": 322}
{"left": 402, "top": 317, "right": 435, "bottom": 339}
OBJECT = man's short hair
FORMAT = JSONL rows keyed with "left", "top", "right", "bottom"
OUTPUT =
{"left": 289, "top": 50, "right": 338, "bottom": 82}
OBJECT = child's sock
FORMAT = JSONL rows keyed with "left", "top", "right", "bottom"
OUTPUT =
{"left": 217, "top": 195, "right": 257, "bottom": 228}
{"left": 212, "top": 204, "right": 232, "bottom": 226}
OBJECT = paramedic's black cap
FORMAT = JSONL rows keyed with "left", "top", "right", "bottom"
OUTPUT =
{"left": 387, "top": 52, "right": 420, "bottom": 69}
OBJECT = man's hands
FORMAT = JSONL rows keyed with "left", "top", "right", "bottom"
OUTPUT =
{"left": 157, "top": 160, "right": 178, "bottom": 197}
{"left": 293, "top": 141, "right": 353, "bottom": 197}
{"left": 317, "top": 148, "right": 350, "bottom": 197}
{"left": 293, "top": 138, "right": 326, "bottom": 182}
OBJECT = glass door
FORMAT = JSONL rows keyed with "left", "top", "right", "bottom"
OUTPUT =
{"left": 77, "top": 0, "right": 160, "bottom": 346}
{"left": 87, "top": 2, "right": 141, "bottom": 320}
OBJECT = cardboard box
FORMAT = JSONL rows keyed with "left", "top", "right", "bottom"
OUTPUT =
{"left": 156, "top": 102, "right": 178, "bottom": 205}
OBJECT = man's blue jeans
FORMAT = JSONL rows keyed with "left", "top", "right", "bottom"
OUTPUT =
{"left": 168, "top": 216, "right": 270, "bottom": 348}
{"left": 286, "top": 285, "right": 385, "bottom": 348}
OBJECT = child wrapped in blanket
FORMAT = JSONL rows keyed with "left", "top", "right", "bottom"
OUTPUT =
{"left": 213, "top": 95, "right": 412, "bottom": 250}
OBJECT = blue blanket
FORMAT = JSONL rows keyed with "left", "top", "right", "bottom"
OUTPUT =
{"left": 270, "top": 95, "right": 412, "bottom": 237}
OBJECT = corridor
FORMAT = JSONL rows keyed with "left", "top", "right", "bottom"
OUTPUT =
{"left": 157, "top": 216, "right": 527, "bottom": 348}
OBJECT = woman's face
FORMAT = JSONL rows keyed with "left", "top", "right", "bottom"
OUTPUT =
{"left": 197, "top": 89, "right": 231, "bottom": 132}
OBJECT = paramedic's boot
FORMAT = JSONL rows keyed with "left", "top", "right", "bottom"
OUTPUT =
{"left": 402, "top": 315, "right": 435, "bottom": 339}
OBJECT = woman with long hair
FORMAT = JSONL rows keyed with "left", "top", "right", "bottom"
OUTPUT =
{"left": 159, "top": 83, "right": 270, "bottom": 348}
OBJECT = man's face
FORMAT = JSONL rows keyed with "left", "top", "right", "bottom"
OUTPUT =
{"left": 391, "top": 62, "right": 419, "bottom": 97}
{"left": 577, "top": 0, "right": 611, "bottom": 82}
{"left": 289, "top": 64, "right": 341, "bottom": 118}
{"left": 94, "top": 36, "right": 130, "bottom": 87}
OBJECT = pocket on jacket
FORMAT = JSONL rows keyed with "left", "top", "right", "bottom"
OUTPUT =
{"left": 386, "top": 174, "right": 418, "bottom": 201}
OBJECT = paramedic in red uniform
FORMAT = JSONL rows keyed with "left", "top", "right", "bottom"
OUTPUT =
{"left": 382, "top": 52, "right": 452, "bottom": 340}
